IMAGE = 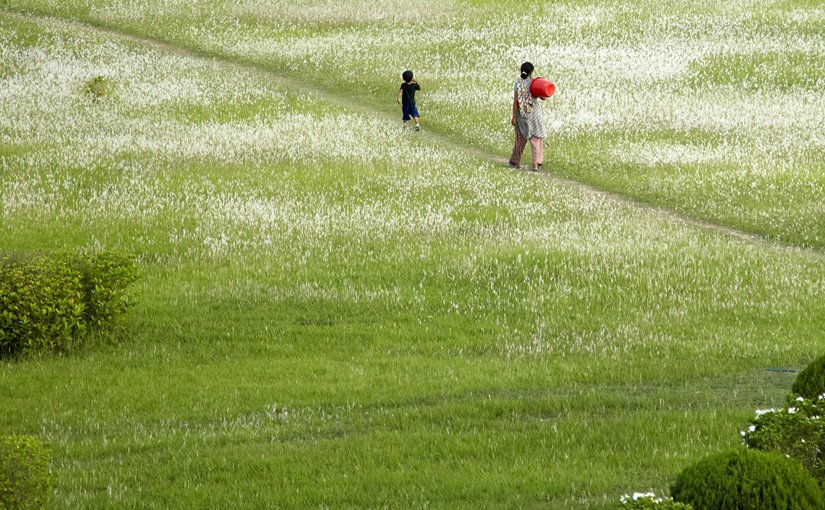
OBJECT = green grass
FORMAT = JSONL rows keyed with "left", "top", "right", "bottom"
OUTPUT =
{"left": 1, "top": 2, "right": 824, "bottom": 508}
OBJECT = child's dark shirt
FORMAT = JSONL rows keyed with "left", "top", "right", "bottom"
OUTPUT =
{"left": 399, "top": 82, "right": 420, "bottom": 106}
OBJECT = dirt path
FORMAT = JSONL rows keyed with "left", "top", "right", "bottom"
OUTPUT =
{"left": 6, "top": 8, "right": 824, "bottom": 261}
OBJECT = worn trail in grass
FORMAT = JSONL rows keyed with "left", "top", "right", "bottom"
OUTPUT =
{"left": 5, "top": 7, "right": 823, "bottom": 259}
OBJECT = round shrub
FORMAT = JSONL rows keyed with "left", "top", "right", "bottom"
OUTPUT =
{"left": 671, "top": 447, "right": 824, "bottom": 510}
{"left": 792, "top": 354, "right": 825, "bottom": 400}
{"left": 0, "top": 435, "right": 51, "bottom": 510}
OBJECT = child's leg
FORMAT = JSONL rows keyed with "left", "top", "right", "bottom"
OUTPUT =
{"left": 402, "top": 106, "right": 411, "bottom": 129}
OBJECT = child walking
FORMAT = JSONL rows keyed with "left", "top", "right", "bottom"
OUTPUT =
{"left": 396, "top": 70, "right": 421, "bottom": 131}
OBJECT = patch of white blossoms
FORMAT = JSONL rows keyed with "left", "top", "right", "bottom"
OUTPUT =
{"left": 2, "top": 6, "right": 825, "bottom": 360}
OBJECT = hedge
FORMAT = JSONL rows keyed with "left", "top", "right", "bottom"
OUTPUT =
{"left": 0, "top": 250, "right": 138, "bottom": 357}
{"left": 0, "top": 435, "right": 51, "bottom": 510}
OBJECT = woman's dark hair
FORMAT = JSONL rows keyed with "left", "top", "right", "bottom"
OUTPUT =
{"left": 402, "top": 70, "right": 414, "bottom": 82}
{"left": 520, "top": 62, "right": 534, "bottom": 79}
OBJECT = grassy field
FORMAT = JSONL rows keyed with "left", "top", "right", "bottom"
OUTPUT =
{"left": 1, "top": 1, "right": 823, "bottom": 508}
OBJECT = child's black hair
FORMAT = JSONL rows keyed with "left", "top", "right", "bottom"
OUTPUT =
{"left": 402, "top": 70, "right": 414, "bottom": 82}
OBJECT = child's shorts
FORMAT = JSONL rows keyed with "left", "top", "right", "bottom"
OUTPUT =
{"left": 402, "top": 104, "right": 420, "bottom": 121}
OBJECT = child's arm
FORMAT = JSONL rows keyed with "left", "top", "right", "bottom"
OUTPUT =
{"left": 396, "top": 88, "right": 402, "bottom": 104}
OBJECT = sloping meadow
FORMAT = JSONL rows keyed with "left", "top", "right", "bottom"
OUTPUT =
{"left": 1, "top": 4, "right": 825, "bottom": 509}
{"left": 9, "top": 0, "right": 823, "bottom": 247}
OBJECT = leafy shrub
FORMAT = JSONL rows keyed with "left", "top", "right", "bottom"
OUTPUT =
{"left": 73, "top": 251, "right": 139, "bottom": 329}
{"left": 0, "top": 435, "right": 51, "bottom": 510}
{"left": 0, "top": 252, "right": 84, "bottom": 356}
{"left": 83, "top": 75, "right": 112, "bottom": 101}
{"left": 792, "top": 355, "right": 825, "bottom": 400}
{"left": 743, "top": 394, "right": 825, "bottom": 481}
{"left": 671, "top": 447, "right": 824, "bottom": 510}
{"left": 619, "top": 491, "right": 692, "bottom": 509}
{"left": 0, "top": 250, "right": 138, "bottom": 357}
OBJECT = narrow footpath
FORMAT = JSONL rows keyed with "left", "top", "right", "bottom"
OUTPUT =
{"left": 5, "top": 7, "right": 824, "bottom": 262}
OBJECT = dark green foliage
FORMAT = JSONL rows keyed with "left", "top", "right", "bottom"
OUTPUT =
{"left": 0, "top": 252, "right": 84, "bottom": 356}
{"left": 0, "top": 250, "right": 138, "bottom": 357}
{"left": 671, "top": 447, "right": 824, "bottom": 510}
{"left": 743, "top": 394, "right": 825, "bottom": 481}
{"left": 74, "top": 251, "right": 139, "bottom": 329}
{"left": 83, "top": 75, "right": 112, "bottom": 101}
{"left": 792, "top": 355, "right": 825, "bottom": 400}
{"left": 0, "top": 435, "right": 51, "bottom": 510}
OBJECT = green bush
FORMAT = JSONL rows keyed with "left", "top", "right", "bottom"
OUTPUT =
{"left": 0, "top": 250, "right": 138, "bottom": 357}
{"left": 73, "top": 251, "right": 139, "bottom": 329}
{"left": 83, "top": 75, "right": 112, "bottom": 102}
{"left": 671, "top": 447, "right": 824, "bottom": 510}
{"left": 792, "top": 355, "right": 825, "bottom": 400}
{"left": 0, "top": 435, "right": 51, "bottom": 510}
{"left": 0, "top": 252, "right": 84, "bottom": 356}
{"left": 619, "top": 491, "right": 692, "bottom": 509}
{"left": 743, "top": 394, "right": 825, "bottom": 481}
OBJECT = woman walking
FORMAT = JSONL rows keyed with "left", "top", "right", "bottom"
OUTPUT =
{"left": 509, "top": 62, "right": 547, "bottom": 172}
